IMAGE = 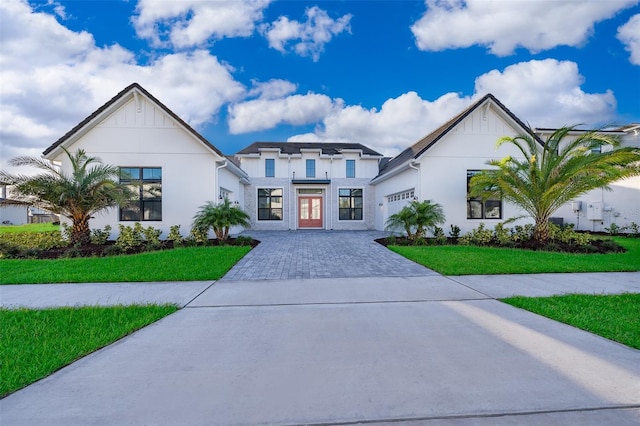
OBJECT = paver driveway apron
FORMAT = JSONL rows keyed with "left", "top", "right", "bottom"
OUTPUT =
{"left": 222, "top": 230, "right": 436, "bottom": 280}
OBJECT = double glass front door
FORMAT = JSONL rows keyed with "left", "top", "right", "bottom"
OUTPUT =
{"left": 298, "top": 196, "right": 323, "bottom": 228}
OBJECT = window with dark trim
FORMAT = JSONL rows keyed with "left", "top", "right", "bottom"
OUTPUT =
{"left": 306, "top": 159, "right": 315, "bottom": 178}
{"left": 339, "top": 188, "right": 363, "bottom": 220}
{"left": 119, "top": 167, "right": 162, "bottom": 221}
{"left": 346, "top": 159, "right": 355, "bottom": 178}
{"left": 258, "top": 188, "right": 283, "bottom": 220}
{"left": 467, "top": 170, "right": 501, "bottom": 219}
{"left": 265, "top": 159, "right": 275, "bottom": 177}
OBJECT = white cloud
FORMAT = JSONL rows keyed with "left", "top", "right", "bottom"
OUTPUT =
{"left": 132, "top": 0, "right": 271, "bottom": 48}
{"left": 474, "top": 59, "right": 616, "bottom": 127}
{"left": 228, "top": 93, "right": 338, "bottom": 134}
{"left": 261, "top": 6, "right": 352, "bottom": 61}
{"left": 618, "top": 13, "right": 640, "bottom": 65}
{"left": 411, "top": 0, "right": 637, "bottom": 56}
{"left": 289, "top": 92, "right": 470, "bottom": 156}
{"left": 0, "top": 0, "right": 245, "bottom": 171}
{"left": 285, "top": 60, "right": 617, "bottom": 156}
{"left": 248, "top": 79, "right": 297, "bottom": 99}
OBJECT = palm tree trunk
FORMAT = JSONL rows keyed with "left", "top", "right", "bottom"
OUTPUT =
{"left": 71, "top": 216, "right": 91, "bottom": 246}
{"left": 533, "top": 218, "right": 551, "bottom": 242}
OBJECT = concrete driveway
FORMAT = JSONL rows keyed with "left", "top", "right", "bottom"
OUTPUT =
{"left": 2, "top": 231, "right": 639, "bottom": 425}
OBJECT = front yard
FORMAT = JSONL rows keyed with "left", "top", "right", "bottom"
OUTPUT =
{"left": 0, "top": 245, "right": 251, "bottom": 284}
{"left": 389, "top": 237, "right": 640, "bottom": 275}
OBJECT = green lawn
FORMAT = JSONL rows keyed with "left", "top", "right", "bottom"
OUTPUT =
{"left": 0, "top": 223, "right": 59, "bottom": 234}
{"left": 0, "top": 246, "right": 251, "bottom": 284}
{"left": 389, "top": 237, "right": 640, "bottom": 275}
{"left": 0, "top": 305, "right": 178, "bottom": 397}
{"left": 502, "top": 293, "right": 640, "bottom": 349}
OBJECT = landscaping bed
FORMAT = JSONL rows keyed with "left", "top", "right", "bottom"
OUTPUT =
{"left": 375, "top": 235, "right": 625, "bottom": 254}
{"left": 1, "top": 237, "right": 259, "bottom": 260}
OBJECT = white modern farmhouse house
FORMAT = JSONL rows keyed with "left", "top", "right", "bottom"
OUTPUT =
{"left": 42, "top": 83, "right": 249, "bottom": 237}
{"left": 41, "top": 83, "right": 639, "bottom": 237}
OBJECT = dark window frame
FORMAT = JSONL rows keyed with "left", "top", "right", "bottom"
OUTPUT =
{"left": 265, "top": 158, "right": 275, "bottom": 177}
{"left": 306, "top": 159, "right": 316, "bottom": 178}
{"left": 119, "top": 167, "right": 162, "bottom": 221}
{"left": 346, "top": 159, "right": 355, "bottom": 178}
{"left": 338, "top": 188, "right": 363, "bottom": 221}
{"left": 466, "top": 170, "right": 502, "bottom": 220}
{"left": 258, "top": 188, "right": 283, "bottom": 221}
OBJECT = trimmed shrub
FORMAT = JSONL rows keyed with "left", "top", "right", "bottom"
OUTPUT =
{"left": 0, "top": 231, "right": 66, "bottom": 250}
{"left": 90, "top": 225, "right": 112, "bottom": 245}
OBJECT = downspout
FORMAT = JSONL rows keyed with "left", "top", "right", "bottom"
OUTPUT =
{"left": 329, "top": 157, "right": 333, "bottom": 229}
{"left": 409, "top": 161, "right": 420, "bottom": 200}
{"left": 215, "top": 160, "right": 228, "bottom": 203}
{"left": 289, "top": 156, "right": 293, "bottom": 230}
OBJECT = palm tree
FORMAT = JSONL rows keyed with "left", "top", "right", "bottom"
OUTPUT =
{"left": 192, "top": 198, "right": 250, "bottom": 242}
{"left": 0, "top": 148, "right": 133, "bottom": 245}
{"left": 385, "top": 200, "right": 445, "bottom": 240}
{"left": 469, "top": 126, "right": 640, "bottom": 242}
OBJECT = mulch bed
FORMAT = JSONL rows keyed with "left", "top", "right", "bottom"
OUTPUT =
{"left": 375, "top": 236, "right": 626, "bottom": 254}
{"left": 11, "top": 238, "right": 260, "bottom": 260}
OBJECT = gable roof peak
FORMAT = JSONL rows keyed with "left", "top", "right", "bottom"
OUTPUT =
{"left": 42, "top": 82, "right": 225, "bottom": 158}
{"left": 373, "top": 93, "right": 536, "bottom": 181}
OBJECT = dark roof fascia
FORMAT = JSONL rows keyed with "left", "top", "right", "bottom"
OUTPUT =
{"left": 0, "top": 198, "right": 31, "bottom": 206}
{"left": 43, "top": 83, "right": 225, "bottom": 158}
{"left": 373, "top": 94, "right": 542, "bottom": 181}
{"left": 235, "top": 142, "right": 383, "bottom": 157}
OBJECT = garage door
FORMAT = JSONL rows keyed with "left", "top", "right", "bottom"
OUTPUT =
{"left": 386, "top": 189, "right": 415, "bottom": 217}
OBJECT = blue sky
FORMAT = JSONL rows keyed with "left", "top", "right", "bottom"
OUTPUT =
{"left": 1, "top": 0, "right": 639, "bottom": 170}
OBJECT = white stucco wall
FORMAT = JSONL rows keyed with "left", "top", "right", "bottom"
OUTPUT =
{"left": 374, "top": 103, "right": 531, "bottom": 235}
{"left": 48, "top": 93, "right": 229, "bottom": 239}
{"left": 239, "top": 151, "right": 380, "bottom": 230}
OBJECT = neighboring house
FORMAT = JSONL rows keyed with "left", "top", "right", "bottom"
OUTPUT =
{"left": 42, "top": 83, "right": 249, "bottom": 238}
{"left": 535, "top": 125, "right": 640, "bottom": 232}
{"left": 0, "top": 185, "right": 57, "bottom": 225}
{"left": 0, "top": 199, "right": 29, "bottom": 225}
{"left": 235, "top": 142, "right": 383, "bottom": 230}
{"left": 39, "top": 84, "right": 639, "bottom": 238}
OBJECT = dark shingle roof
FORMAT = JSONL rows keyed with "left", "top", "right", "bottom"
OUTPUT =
{"left": 235, "top": 142, "right": 382, "bottom": 157}
{"left": 375, "top": 93, "right": 539, "bottom": 179}
{"left": 43, "top": 83, "right": 225, "bottom": 158}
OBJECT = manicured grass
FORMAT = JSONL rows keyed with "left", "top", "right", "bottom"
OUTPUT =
{"left": 0, "top": 305, "right": 178, "bottom": 397}
{"left": 389, "top": 237, "right": 640, "bottom": 275}
{"left": 0, "top": 246, "right": 251, "bottom": 284}
{"left": 502, "top": 293, "right": 640, "bottom": 349}
{"left": 0, "top": 223, "right": 59, "bottom": 234}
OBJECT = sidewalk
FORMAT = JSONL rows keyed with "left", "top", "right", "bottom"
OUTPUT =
{"left": 2, "top": 272, "right": 639, "bottom": 309}
{"left": 1, "top": 272, "right": 639, "bottom": 425}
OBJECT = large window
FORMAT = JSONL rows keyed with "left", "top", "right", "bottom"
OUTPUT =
{"left": 339, "top": 188, "right": 363, "bottom": 220}
{"left": 120, "top": 167, "right": 162, "bottom": 221}
{"left": 306, "top": 159, "right": 315, "bottom": 178}
{"left": 265, "top": 158, "right": 275, "bottom": 177}
{"left": 258, "top": 188, "right": 283, "bottom": 220}
{"left": 467, "top": 170, "right": 501, "bottom": 219}
{"left": 346, "top": 160, "right": 355, "bottom": 178}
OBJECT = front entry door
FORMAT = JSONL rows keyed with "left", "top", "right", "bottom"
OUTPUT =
{"left": 298, "top": 196, "right": 323, "bottom": 228}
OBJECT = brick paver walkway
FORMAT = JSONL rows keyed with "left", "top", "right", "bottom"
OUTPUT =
{"left": 222, "top": 230, "right": 435, "bottom": 280}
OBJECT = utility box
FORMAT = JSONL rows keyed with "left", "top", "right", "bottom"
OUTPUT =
{"left": 571, "top": 201, "right": 582, "bottom": 213}
{"left": 587, "top": 202, "right": 603, "bottom": 220}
